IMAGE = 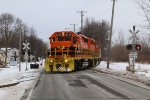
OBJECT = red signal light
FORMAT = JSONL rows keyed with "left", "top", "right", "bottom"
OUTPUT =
{"left": 126, "top": 44, "right": 132, "bottom": 50}
{"left": 135, "top": 44, "right": 141, "bottom": 50}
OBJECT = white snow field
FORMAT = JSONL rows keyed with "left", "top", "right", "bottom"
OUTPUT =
{"left": 96, "top": 61, "right": 150, "bottom": 77}
{"left": 0, "top": 62, "right": 43, "bottom": 100}
{"left": 95, "top": 61, "right": 150, "bottom": 86}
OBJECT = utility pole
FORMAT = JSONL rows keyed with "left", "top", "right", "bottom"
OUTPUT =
{"left": 19, "top": 30, "right": 22, "bottom": 71}
{"left": 107, "top": 0, "right": 116, "bottom": 68}
{"left": 77, "top": 10, "right": 87, "bottom": 33}
{"left": 70, "top": 24, "right": 77, "bottom": 32}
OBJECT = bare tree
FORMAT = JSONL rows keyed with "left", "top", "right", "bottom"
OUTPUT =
{"left": 135, "top": 0, "right": 150, "bottom": 27}
{"left": 8, "top": 18, "right": 23, "bottom": 48}
{"left": 111, "top": 32, "right": 128, "bottom": 62}
{"left": 28, "top": 28, "right": 47, "bottom": 60}
{"left": 82, "top": 18, "right": 110, "bottom": 59}
{"left": 0, "top": 13, "right": 48, "bottom": 64}
{"left": 136, "top": 36, "right": 150, "bottom": 63}
{"left": 135, "top": 0, "right": 150, "bottom": 63}
{"left": 0, "top": 13, "right": 19, "bottom": 66}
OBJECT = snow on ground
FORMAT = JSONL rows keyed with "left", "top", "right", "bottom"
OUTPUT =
{"left": 95, "top": 61, "right": 150, "bottom": 86}
{"left": 1, "top": 60, "right": 150, "bottom": 100}
{"left": 96, "top": 61, "right": 150, "bottom": 77}
{"left": 0, "top": 61, "right": 43, "bottom": 100}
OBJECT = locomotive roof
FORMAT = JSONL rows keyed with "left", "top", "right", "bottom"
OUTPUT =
{"left": 49, "top": 31, "right": 97, "bottom": 44}
{"left": 79, "top": 34, "right": 96, "bottom": 42}
{"left": 49, "top": 31, "right": 79, "bottom": 38}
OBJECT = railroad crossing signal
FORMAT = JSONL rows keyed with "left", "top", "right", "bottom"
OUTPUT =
{"left": 127, "top": 25, "right": 141, "bottom": 73}
{"left": 23, "top": 42, "right": 30, "bottom": 50}
{"left": 23, "top": 41, "right": 30, "bottom": 71}
{"left": 126, "top": 44, "right": 141, "bottom": 51}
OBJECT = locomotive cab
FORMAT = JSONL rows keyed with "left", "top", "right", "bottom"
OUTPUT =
{"left": 49, "top": 31, "right": 79, "bottom": 49}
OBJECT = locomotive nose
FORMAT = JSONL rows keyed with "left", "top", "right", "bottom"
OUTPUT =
{"left": 51, "top": 41, "right": 71, "bottom": 49}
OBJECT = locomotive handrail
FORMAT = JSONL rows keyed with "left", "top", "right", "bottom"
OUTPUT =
{"left": 75, "top": 48, "right": 76, "bottom": 57}
{"left": 50, "top": 48, "right": 51, "bottom": 56}
{"left": 75, "top": 42, "right": 78, "bottom": 57}
{"left": 62, "top": 47, "right": 63, "bottom": 58}
{"left": 67, "top": 48, "right": 69, "bottom": 56}
{"left": 55, "top": 48, "right": 56, "bottom": 58}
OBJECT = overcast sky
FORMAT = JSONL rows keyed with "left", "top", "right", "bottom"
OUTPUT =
{"left": 0, "top": 0, "right": 148, "bottom": 42}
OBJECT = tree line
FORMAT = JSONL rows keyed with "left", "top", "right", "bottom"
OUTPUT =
{"left": 111, "top": 0, "right": 150, "bottom": 63}
{"left": 0, "top": 13, "right": 47, "bottom": 64}
{"left": 82, "top": 18, "right": 150, "bottom": 63}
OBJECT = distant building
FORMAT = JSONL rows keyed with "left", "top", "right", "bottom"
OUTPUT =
{"left": 0, "top": 48, "right": 19, "bottom": 65}
{"left": 0, "top": 50, "right": 5, "bottom": 67}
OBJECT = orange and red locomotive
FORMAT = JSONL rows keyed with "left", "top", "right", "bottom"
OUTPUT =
{"left": 45, "top": 31, "right": 101, "bottom": 72}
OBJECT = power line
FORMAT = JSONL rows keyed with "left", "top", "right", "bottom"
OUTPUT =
{"left": 77, "top": 10, "right": 87, "bottom": 33}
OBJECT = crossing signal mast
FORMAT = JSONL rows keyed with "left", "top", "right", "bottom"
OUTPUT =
{"left": 23, "top": 40, "right": 30, "bottom": 71}
{"left": 126, "top": 25, "right": 141, "bottom": 72}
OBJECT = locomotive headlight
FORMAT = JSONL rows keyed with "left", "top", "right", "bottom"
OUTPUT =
{"left": 50, "top": 59, "right": 53, "bottom": 63}
{"left": 65, "top": 59, "right": 68, "bottom": 63}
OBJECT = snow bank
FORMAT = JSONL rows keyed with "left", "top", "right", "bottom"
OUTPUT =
{"left": 0, "top": 62, "right": 43, "bottom": 100}
{"left": 95, "top": 61, "right": 150, "bottom": 86}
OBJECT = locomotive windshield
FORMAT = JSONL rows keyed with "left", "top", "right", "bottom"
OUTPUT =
{"left": 56, "top": 33, "right": 63, "bottom": 41}
{"left": 56, "top": 33, "right": 71, "bottom": 41}
{"left": 64, "top": 33, "right": 71, "bottom": 41}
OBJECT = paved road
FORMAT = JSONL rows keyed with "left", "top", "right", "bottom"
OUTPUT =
{"left": 30, "top": 69, "right": 150, "bottom": 100}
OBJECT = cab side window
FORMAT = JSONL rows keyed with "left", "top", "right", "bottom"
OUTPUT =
{"left": 51, "top": 38, "right": 55, "bottom": 42}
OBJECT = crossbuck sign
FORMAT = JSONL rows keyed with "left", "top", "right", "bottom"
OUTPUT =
{"left": 23, "top": 42, "right": 30, "bottom": 50}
